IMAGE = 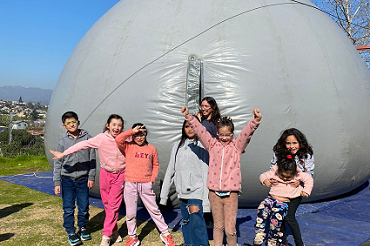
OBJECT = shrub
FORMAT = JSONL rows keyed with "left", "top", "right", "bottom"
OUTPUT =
{"left": 0, "top": 129, "right": 45, "bottom": 157}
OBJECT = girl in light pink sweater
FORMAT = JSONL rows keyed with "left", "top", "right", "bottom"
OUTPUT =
{"left": 253, "top": 154, "right": 313, "bottom": 246}
{"left": 50, "top": 114, "right": 125, "bottom": 246}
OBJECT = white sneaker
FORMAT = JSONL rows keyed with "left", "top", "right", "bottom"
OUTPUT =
{"left": 100, "top": 235, "right": 111, "bottom": 246}
{"left": 112, "top": 230, "right": 123, "bottom": 243}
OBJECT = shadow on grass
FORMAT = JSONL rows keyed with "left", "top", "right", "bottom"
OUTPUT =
{"left": 137, "top": 219, "right": 158, "bottom": 243}
{"left": 89, "top": 209, "right": 105, "bottom": 234}
{"left": 88, "top": 204, "right": 180, "bottom": 243}
{"left": 0, "top": 203, "right": 33, "bottom": 219}
{"left": 0, "top": 233, "right": 14, "bottom": 242}
{"left": 89, "top": 209, "right": 128, "bottom": 239}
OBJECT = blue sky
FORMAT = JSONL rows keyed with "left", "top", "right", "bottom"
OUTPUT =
{"left": 0, "top": 0, "right": 120, "bottom": 90}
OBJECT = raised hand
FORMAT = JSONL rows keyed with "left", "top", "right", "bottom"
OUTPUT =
{"left": 133, "top": 125, "right": 146, "bottom": 134}
{"left": 181, "top": 106, "right": 190, "bottom": 119}
{"left": 253, "top": 108, "right": 262, "bottom": 122}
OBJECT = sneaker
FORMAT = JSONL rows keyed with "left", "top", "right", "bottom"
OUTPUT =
{"left": 100, "top": 235, "right": 111, "bottom": 246}
{"left": 124, "top": 236, "right": 140, "bottom": 246}
{"left": 78, "top": 227, "right": 91, "bottom": 241}
{"left": 160, "top": 233, "right": 175, "bottom": 246}
{"left": 68, "top": 233, "right": 82, "bottom": 246}
{"left": 112, "top": 230, "right": 123, "bottom": 243}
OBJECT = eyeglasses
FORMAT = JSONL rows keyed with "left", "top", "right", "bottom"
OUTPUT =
{"left": 133, "top": 132, "right": 147, "bottom": 137}
{"left": 64, "top": 120, "right": 78, "bottom": 126}
{"left": 201, "top": 105, "right": 211, "bottom": 109}
{"left": 217, "top": 133, "right": 233, "bottom": 137}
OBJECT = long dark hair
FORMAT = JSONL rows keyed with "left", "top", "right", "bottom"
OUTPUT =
{"left": 103, "top": 114, "right": 124, "bottom": 132}
{"left": 273, "top": 128, "right": 313, "bottom": 160}
{"left": 200, "top": 96, "right": 221, "bottom": 124}
{"left": 174, "top": 120, "right": 199, "bottom": 163}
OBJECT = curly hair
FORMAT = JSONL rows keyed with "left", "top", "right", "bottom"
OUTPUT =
{"left": 273, "top": 128, "right": 313, "bottom": 160}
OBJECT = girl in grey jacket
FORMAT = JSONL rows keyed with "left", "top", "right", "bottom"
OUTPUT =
{"left": 160, "top": 120, "right": 210, "bottom": 246}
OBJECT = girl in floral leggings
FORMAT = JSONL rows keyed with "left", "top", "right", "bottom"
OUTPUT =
{"left": 253, "top": 153, "right": 313, "bottom": 246}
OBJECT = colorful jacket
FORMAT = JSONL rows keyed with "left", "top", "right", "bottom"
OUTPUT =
{"left": 53, "top": 129, "right": 96, "bottom": 186}
{"left": 260, "top": 164, "right": 314, "bottom": 199}
{"left": 63, "top": 131, "right": 126, "bottom": 173}
{"left": 188, "top": 115, "right": 260, "bottom": 192}
{"left": 160, "top": 138, "right": 210, "bottom": 212}
{"left": 115, "top": 129, "right": 159, "bottom": 183}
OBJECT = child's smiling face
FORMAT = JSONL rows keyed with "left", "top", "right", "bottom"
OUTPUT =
{"left": 184, "top": 122, "right": 195, "bottom": 139}
{"left": 201, "top": 100, "right": 213, "bottom": 119}
{"left": 285, "top": 135, "right": 300, "bottom": 154}
{"left": 217, "top": 126, "right": 233, "bottom": 146}
{"left": 106, "top": 118, "right": 123, "bottom": 138}
{"left": 63, "top": 117, "right": 79, "bottom": 135}
{"left": 133, "top": 132, "right": 147, "bottom": 146}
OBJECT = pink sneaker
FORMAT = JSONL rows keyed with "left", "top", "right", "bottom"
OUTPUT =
{"left": 160, "top": 233, "right": 175, "bottom": 246}
{"left": 124, "top": 236, "right": 140, "bottom": 246}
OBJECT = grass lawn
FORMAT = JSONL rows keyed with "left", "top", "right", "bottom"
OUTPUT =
{"left": 0, "top": 155, "right": 185, "bottom": 245}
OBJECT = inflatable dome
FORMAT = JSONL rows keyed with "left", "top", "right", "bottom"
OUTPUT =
{"left": 45, "top": 0, "right": 370, "bottom": 207}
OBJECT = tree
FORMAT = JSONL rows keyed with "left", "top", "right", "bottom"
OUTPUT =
{"left": 30, "top": 109, "right": 39, "bottom": 121}
{"left": 313, "top": 0, "right": 370, "bottom": 68}
{"left": 26, "top": 102, "right": 34, "bottom": 109}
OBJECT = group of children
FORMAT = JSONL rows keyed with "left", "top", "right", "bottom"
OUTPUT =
{"left": 51, "top": 96, "right": 314, "bottom": 246}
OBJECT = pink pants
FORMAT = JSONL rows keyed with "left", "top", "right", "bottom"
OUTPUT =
{"left": 209, "top": 191, "right": 239, "bottom": 246}
{"left": 99, "top": 168, "right": 125, "bottom": 237}
{"left": 124, "top": 181, "right": 168, "bottom": 237}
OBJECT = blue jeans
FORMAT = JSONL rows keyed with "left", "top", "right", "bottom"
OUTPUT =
{"left": 180, "top": 199, "right": 208, "bottom": 246}
{"left": 61, "top": 176, "right": 90, "bottom": 234}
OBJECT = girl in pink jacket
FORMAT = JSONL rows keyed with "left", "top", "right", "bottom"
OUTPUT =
{"left": 181, "top": 106, "right": 262, "bottom": 246}
{"left": 50, "top": 114, "right": 125, "bottom": 246}
{"left": 253, "top": 154, "right": 313, "bottom": 246}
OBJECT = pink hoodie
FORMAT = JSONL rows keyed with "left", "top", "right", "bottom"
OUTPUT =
{"left": 63, "top": 131, "right": 126, "bottom": 173}
{"left": 259, "top": 164, "right": 314, "bottom": 199}
{"left": 188, "top": 115, "right": 260, "bottom": 191}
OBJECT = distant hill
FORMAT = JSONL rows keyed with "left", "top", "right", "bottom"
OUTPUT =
{"left": 0, "top": 86, "right": 53, "bottom": 105}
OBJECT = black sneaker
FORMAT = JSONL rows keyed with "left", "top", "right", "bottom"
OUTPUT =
{"left": 68, "top": 233, "right": 82, "bottom": 246}
{"left": 79, "top": 227, "right": 91, "bottom": 241}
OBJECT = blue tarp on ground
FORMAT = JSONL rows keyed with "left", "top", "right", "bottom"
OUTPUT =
{"left": 1, "top": 171, "right": 369, "bottom": 246}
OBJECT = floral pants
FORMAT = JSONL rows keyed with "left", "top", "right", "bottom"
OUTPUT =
{"left": 254, "top": 196, "right": 289, "bottom": 246}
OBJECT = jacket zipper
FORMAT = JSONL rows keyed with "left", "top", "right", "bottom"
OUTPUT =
{"left": 219, "top": 147, "right": 225, "bottom": 190}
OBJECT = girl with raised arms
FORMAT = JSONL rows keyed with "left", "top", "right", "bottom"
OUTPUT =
{"left": 181, "top": 106, "right": 262, "bottom": 246}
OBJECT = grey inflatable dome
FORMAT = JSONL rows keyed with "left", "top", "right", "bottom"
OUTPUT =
{"left": 45, "top": 0, "right": 370, "bottom": 207}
